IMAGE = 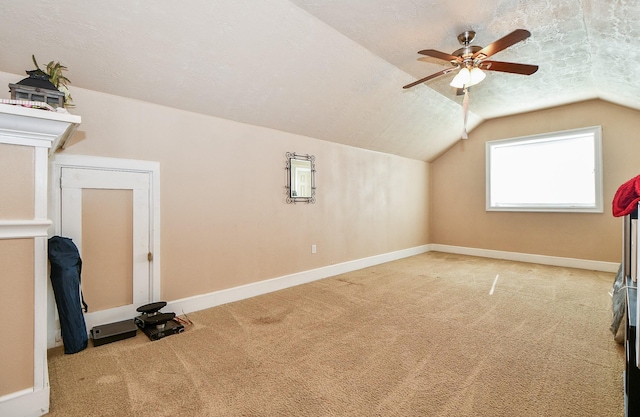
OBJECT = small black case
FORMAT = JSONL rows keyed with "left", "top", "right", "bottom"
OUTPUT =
{"left": 90, "top": 319, "right": 138, "bottom": 346}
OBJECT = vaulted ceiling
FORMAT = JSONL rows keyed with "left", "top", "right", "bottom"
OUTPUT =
{"left": 1, "top": 1, "right": 638, "bottom": 161}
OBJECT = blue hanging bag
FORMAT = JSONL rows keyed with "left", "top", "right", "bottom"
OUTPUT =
{"left": 48, "top": 236, "right": 88, "bottom": 354}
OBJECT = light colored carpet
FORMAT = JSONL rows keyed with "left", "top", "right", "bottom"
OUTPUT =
{"left": 46, "top": 252, "right": 624, "bottom": 416}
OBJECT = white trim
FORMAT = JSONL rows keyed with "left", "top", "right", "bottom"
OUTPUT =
{"left": 34, "top": 147, "right": 49, "bottom": 219}
{"left": 0, "top": 220, "right": 51, "bottom": 239}
{"left": 61, "top": 166, "right": 152, "bottom": 189}
{"left": 48, "top": 154, "right": 161, "bottom": 348}
{"left": 0, "top": 130, "right": 56, "bottom": 148}
{"left": 50, "top": 154, "right": 159, "bottom": 172}
{"left": 82, "top": 304, "right": 142, "bottom": 331}
{"left": 0, "top": 102, "right": 80, "bottom": 124}
{"left": 0, "top": 104, "right": 80, "bottom": 155}
{"left": 430, "top": 244, "right": 619, "bottom": 272}
{"left": 486, "top": 126, "right": 603, "bottom": 213}
{"left": 0, "top": 386, "right": 49, "bottom": 417}
{"left": 165, "top": 243, "right": 618, "bottom": 318}
{"left": 168, "top": 245, "right": 430, "bottom": 315}
{"left": 33, "top": 238, "right": 49, "bottom": 396}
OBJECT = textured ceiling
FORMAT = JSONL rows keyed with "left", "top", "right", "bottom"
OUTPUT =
{"left": 0, "top": 0, "right": 638, "bottom": 161}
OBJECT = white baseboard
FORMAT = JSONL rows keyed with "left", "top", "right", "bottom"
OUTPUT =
{"left": 429, "top": 244, "right": 620, "bottom": 273}
{"left": 167, "top": 244, "right": 431, "bottom": 315}
{"left": 167, "top": 243, "right": 618, "bottom": 317}
{"left": 0, "top": 387, "right": 49, "bottom": 417}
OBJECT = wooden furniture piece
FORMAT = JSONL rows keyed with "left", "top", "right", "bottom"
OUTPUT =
{"left": 0, "top": 104, "right": 80, "bottom": 416}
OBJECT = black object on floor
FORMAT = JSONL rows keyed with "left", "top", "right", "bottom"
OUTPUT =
{"left": 134, "top": 301, "right": 184, "bottom": 341}
{"left": 91, "top": 319, "right": 138, "bottom": 346}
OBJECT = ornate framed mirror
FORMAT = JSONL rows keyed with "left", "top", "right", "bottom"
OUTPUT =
{"left": 285, "top": 152, "right": 316, "bottom": 204}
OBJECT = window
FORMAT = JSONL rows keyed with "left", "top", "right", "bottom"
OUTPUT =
{"left": 486, "top": 126, "right": 603, "bottom": 212}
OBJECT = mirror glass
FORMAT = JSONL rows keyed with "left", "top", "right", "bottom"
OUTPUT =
{"left": 291, "top": 158, "right": 312, "bottom": 198}
{"left": 286, "top": 152, "right": 315, "bottom": 203}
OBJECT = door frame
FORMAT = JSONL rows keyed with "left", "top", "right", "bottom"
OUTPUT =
{"left": 48, "top": 154, "right": 160, "bottom": 348}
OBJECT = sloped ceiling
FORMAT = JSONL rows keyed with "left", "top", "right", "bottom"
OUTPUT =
{"left": 1, "top": 0, "right": 638, "bottom": 161}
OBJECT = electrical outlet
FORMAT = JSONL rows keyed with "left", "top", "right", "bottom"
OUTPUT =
{"left": 311, "top": 244, "right": 317, "bottom": 254}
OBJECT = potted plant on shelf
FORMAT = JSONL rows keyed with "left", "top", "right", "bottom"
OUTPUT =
{"left": 32, "top": 55, "right": 74, "bottom": 108}
{"left": 8, "top": 55, "right": 74, "bottom": 109}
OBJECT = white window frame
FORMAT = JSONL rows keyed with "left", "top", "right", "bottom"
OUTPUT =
{"left": 486, "top": 126, "right": 603, "bottom": 213}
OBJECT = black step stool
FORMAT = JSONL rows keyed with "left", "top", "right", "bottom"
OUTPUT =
{"left": 134, "top": 301, "right": 184, "bottom": 341}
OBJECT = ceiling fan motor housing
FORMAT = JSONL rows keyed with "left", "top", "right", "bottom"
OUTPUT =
{"left": 457, "top": 30, "right": 476, "bottom": 45}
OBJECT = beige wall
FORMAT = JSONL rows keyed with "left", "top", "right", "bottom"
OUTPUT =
{"left": 82, "top": 189, "right": 134, "bottom": 310}
{"left": 0, "top": 142, "right": 36, "bottom": 395}
{"left": 0, "top": 73, "right": 429, "bottom": 302}
{"left": 431, "top": 99, "right": 640, "bottom": 263}
{"left": 0, "top": 143, "right": 34, "bottom": 219}
{"left": 0, "top": 239, "right": 34, "bottom": 396}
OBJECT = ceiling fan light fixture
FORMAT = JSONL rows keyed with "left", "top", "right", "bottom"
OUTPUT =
{"left": 407, "top": 29, "right": 537, "bottom": 90}
{"left": 467, "top": 67, "right": 486, "bottom": 87}
{"left": 450, "top": 67, "right": 470, "bottom": 88}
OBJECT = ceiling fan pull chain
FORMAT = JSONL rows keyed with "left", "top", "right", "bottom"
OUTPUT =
{"left": 462, "top": 88, "right": 469, "bottom": 139}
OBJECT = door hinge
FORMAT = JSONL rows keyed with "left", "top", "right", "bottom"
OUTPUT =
{"left": 147, "top": 252, "right": 153, "bottom": 262}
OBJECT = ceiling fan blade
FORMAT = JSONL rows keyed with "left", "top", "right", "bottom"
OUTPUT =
{"left": 478, "top": 60, "right": 538, "bottom": 75}
{"left": 472, "top": 29, "right": 531, "bottom": 60}
{"left": 418, "top": 49, "right": 461, "bottom": 63}
{"left": 417, "top": 57, "right": 453, "bottom": 64}
{"left": 402, "top": 67, "right": 458, "bottom": 89}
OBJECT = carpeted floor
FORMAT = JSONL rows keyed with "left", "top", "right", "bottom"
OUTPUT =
{"left": 46, "top": 252, "right": 625, "bottom": 416}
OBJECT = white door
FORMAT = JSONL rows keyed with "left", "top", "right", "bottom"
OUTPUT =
{"left": 49, "top": 156, "right": 160, "bottom": 344}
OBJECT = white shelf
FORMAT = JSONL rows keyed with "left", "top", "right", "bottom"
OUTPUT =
{"left": 0, "top": 103, "right": 81, "bottom": 155}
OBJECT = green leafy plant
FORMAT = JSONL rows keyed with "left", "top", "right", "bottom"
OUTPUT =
{"left": 32, "top": 55, "right": 74, "bottom": 107}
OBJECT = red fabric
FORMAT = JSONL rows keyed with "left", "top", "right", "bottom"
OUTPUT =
{"left": 613, "top": 175, "right": 640, "bottom": 217}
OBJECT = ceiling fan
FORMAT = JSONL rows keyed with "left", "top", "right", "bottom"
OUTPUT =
{"left": 403, "top": 29, "right": 538, "bottom": 139}
{"left": 402, "top": 29, "right": 539, "bottom": 90}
